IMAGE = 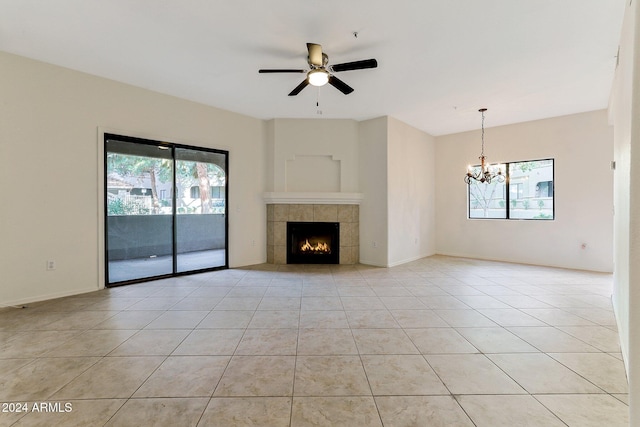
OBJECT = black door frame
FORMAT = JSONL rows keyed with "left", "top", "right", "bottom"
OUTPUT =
{"left": 104, "top": 133, "right": 229, "bottom": 287}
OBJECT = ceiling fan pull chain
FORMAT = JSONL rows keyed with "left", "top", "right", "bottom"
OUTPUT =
{"left": 316, "top": 87, "right": 323, "bottom": 115}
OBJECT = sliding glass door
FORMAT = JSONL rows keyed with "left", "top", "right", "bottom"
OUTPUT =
{"left": 105, "top": 134, "right": 228, "bottom": 286}
{"left": 175, "top": 147, "right": 227, "bottom": 272}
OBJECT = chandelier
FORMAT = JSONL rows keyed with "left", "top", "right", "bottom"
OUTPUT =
{"left": 465, "top": 108, "right": 505, "bottom": 184}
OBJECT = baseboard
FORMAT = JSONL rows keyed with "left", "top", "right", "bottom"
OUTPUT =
{"left": 387, "top": 253, "right": 435, "bottom": 268}
{"left": 611, "top": 292, "right": 629, "bottom": 380}
{"left": 357, "top": 258, "right": 389, "bottom": 268}
{"left": 434, "top": 251, "right": 613, "bottom": 274}
{"left": 0, "top": 287, "right": 101, "bottom": 309}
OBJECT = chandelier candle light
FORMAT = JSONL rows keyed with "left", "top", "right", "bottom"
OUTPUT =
{"left": 465, "top": 108, "right": 505, "bottom": 185}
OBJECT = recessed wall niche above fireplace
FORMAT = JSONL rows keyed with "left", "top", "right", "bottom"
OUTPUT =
{"left": 287, "top": 222, "right": 339, "bottom": 264}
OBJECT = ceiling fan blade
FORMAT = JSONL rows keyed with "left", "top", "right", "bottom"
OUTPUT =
{"left": 259, "top": 69, "right": 306, "bottom": 73}
{"left": 288, "top": 79, "right": 309, "bottom": 96}
{"left": 328, "top": 75, "right": 354, "bottom": 95}
{"left": 330, "top": 59, "right": 378, "bottom": 73}
{"left": 307, "top": 43, "right": 323, "bottom": 67}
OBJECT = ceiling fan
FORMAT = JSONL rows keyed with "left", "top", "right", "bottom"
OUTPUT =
{"left": 259, "top": 43, "right": 378, "bottom": 96}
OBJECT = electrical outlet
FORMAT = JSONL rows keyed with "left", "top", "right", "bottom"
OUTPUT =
{"left": 372, "top": 241, "right": 377, "bottom": 248}
{"left": 46, "top": 260, "right": 56, "bottom": 271}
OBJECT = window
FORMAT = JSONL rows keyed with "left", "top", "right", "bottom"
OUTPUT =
{"left": 536, "top": 181, "right": 553, "bottom": 197}
{"left": 468, "top": 159, "right": 554, "bottom": 220}
{"left": 468, "top": 176, "right": 507, "bottom": 219}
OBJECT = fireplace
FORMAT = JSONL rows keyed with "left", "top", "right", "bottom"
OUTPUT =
{"left": 287, "top": 222, "right": 339, "bottom": 264}
{"left": 266, "top": 203, "right": 359, "bottom": 265}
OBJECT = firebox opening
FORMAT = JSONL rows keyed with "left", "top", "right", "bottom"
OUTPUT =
{"left": 287, "top": 222, "right": 339, "bottom": 264}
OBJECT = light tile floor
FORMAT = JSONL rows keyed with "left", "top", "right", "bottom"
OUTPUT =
{"left": 0, "top": 255, "right": 629, "bottom": 426}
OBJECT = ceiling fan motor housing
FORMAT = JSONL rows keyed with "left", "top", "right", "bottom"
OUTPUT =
{"left": 307, "top": 53, "right": 329, "bottom": 68}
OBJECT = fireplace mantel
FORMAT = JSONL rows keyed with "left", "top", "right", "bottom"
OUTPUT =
{"left": 263, "top": 192, "right": 363, "bottom": 205}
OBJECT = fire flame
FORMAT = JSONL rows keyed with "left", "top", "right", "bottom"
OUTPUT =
{"left": 300, "top": 239, "right": 331, "bottom": 254}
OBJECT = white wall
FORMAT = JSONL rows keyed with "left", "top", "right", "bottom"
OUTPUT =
{"left": 387, "top": 117, "right": 437, "bottom": 266}
{"left": 631, "top": 1, "right": 640, "bottom": 413}
{"left": 610, "top": 0, "right": 634, "bottom": 377}
{"left": 0, "top": 51, "right": 267, "bottom": 306}
{"left": 266, "top": 118, "right": 359, "bottom": 193}
{"left": 435, "top": 110, "right": 614, "bottom": 272}
{"left": 358, "top": 117, "right": 389, "bottom": 266}
{"left": 610, "top": 0, "right": 639, "bottom": 422}
{"left": 356, "top": 117, "right": 437, "bottom": 267}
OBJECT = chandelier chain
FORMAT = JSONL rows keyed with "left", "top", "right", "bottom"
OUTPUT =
{"left": 464, "top": 107, "right": 504, "bottom": 185}
{"left": 480, "top": 109, "right": 485, "bottom": 158}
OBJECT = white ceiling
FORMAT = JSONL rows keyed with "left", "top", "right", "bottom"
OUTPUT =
{"left": 0, "top": 0, "right": 626, "bottom": 135}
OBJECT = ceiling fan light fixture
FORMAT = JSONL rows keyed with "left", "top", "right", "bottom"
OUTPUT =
{"left": 308, "top": 69, "right": 329, "bottom": 86}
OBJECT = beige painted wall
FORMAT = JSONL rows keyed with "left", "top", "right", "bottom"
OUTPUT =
{"left": 0, "top": 51, "right": 267, "bottom": 306}
{"left": 610, "top": 0, "right": 635, "bottom": 379}
{"left": 358, "top": 117, "right": 389, "bottom": 266}
{"left": 266, "top": 118, "right": 359, "bottom": 193}
{"left": 387, "top": 116, "right": 437, "bottom": 266}
{"left": 356, "top": 117, "right": 437, "bottom": 267}
{"left": 435, "top": 110, "right": 614, "bottom": 272}
{"left": 630, "top": 0, "right": 640, "bottom": 415}
{"left": 610, "top": 0, "right": 639, "bottom": 422}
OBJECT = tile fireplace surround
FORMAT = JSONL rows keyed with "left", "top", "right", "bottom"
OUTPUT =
{"left": 266, "top": 204, "right": 360, "bottom": 265}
